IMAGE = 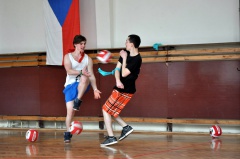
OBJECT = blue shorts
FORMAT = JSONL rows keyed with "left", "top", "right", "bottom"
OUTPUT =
{"left": 63, "top": 82, "right": 90, "bottom": 103}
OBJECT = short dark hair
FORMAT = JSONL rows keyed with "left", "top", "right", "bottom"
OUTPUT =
{"left": 128, "top": 34, "right": 141, "bottom": 48}
{"left": 73, "top": 35, "right": 87, "bottom": 47}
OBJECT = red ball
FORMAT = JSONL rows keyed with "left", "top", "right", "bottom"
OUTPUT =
{"left": 26, "top": 129, "right": 39, "bottom": 142}
{"left": 209, "top": 125, "right": 222, "bottom": 138}
{"left": 69, "top": 121, "right": 83, "bottom": 135}
{"left": 97, "top": 50, "right": 112, "bottom": 63}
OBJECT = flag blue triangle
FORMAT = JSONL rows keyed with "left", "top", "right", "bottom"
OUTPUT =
{"left": 48, "top": 0, "right": 72, "bottom": 26}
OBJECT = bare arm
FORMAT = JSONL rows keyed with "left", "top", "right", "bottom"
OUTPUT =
{"left": 120, "top": 50, "right": 131, "bottom": 77}
{"left": 64, "top": 53, "right": 90, "bottom": 76}
{"left": 87, "top": 57, "right": 101, "bottom": 99}
{"left": 115, "top": 62, "right": 124, "bottom": 89}
{"left": 64, "top": 54, "right": 80, "bottom": 75}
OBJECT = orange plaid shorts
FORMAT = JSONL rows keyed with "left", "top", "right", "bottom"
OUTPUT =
{"left": 102, "top": 89, "right": 133, "bottom": 117}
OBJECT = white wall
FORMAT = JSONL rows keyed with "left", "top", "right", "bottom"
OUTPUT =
{"left": 0, "top": 0, "right": 239, "bottom": 54}
{"left": 0, "top": 0, "right": 45, "bottom": 54}
{"left": 80, "top": 0, "right": 97, "bottom": 49}
{"left": 111, "top": 0, "right": 240, "bottom": 47}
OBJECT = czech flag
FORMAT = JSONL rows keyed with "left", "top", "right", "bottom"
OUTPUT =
{"left": 43, "top": 0, "right": 80, "bottom": 65}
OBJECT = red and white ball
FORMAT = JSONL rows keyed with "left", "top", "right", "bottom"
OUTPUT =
{"left": 209, "top": 125, "right": 222, "bottom": 138}
{"left": 69, "top": 121, "right": 83, "bottom": 135}
{"left": 26, "top": 129, "right": 39, "bottom": 142}
{"left": 97, "top": 50, "right": 112, "bottom": 63}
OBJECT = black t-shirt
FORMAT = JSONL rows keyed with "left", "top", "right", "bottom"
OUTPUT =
{"left": 114, "top": 51, "right": 142, "bottom": 93}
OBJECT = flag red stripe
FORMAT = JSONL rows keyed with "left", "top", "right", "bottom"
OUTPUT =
{"left": 62, "top": 0, "right": 80, "bottom": 65}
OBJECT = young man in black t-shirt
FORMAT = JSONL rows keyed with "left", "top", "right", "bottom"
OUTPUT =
{"left": 101, "top": 34, "right": 142, "bottom": 147}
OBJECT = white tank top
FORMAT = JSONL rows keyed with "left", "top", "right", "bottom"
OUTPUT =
{"left": 64, "top": 53, "right": 89, "bottom": 87}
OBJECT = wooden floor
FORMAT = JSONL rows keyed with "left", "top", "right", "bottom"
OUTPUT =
{"left": 0, "top": 129, "right": 239, "bottom": 159}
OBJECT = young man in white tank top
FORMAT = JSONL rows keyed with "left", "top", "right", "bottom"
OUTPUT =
{"left": 63, "top": 35, "right": 101, "bottom": 143}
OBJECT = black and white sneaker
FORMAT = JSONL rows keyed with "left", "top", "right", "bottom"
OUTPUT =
{"left": 73, "top": 98, "right": 82, "bottom": 111}
{"left": 119, "top": 125, "right": 133, "bottom": 141}
{"left": 64, "top": 132, "right": 72, "bottom": 143}
{"left": 100, "top": 136, "right": 118, "bottom": 147}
